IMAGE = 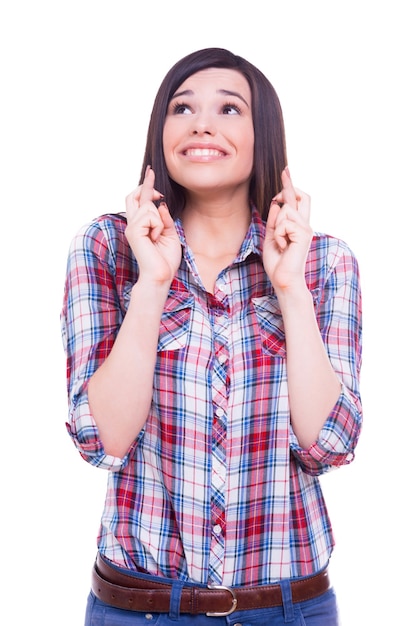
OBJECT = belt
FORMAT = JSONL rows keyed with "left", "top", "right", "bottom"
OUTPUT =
{"left": 91, "top": 554, "right": 331, "bottom": 615}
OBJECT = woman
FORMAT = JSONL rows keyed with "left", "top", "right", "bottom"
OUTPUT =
{"left": 61, "top": 47, "right": 362, "bottom": 625}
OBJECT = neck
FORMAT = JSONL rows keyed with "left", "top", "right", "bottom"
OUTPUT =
{"left": 182, "top": 201, "right": 251, "bottom": 256}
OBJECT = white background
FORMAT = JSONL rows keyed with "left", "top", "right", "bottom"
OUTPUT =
{"left": 1, "top": 1, "right": 416, "bottom": 624}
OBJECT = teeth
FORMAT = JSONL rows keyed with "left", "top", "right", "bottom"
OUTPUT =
{"left": 186, "top": 148, "right": 223, "bottom": 157}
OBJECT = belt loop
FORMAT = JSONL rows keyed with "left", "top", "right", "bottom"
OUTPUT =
{"left": 279, "top": 580, "right": 294, "bottom": 623}
{"left": 169, "top": 580, "right": 185, "bottom": 620}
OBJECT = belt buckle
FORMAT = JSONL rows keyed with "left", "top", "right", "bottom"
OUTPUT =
{"left": 206, "top": 584, "right": 238, "bottom": 617}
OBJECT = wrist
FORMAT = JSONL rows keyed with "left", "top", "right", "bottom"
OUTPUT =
{"left": 131, "top": 277, "right": 172, "bottom": 304}
{"left": 274, "top": 281, "right": 313, "bottom": 310}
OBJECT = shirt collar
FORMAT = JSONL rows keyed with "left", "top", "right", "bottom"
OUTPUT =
{"left": 175, "top": 206, "right": 265, "bottom": 263}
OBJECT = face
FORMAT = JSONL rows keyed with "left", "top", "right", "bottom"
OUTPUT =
{"left": 163, "top": 68, "right": 254, "bottom": 200}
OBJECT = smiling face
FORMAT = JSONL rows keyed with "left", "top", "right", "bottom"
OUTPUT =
{"left": 162, "top": 68, "right": 254, "bottom": 203}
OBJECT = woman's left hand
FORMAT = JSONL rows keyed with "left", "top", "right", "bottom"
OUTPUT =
{"left": 263, "top": 167, "right": 313, "bottom": 293}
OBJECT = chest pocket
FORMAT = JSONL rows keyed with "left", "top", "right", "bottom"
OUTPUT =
{"left": 158, "top": 289, "right": 194, "bottom": 352}
{"left": 252, "top": 288, "right": 321, "bottom": 357}
{"left": 252, "top": 295, "right": 286, "bottom": 357}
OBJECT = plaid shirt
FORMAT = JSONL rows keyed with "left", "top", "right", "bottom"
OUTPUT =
{"left": 61, "top": 208, "right": 362, "bottom": 586}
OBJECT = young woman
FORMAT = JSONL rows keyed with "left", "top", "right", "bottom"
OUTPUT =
{"left": 61, "top": 48, "right": 362, "bottom": 626}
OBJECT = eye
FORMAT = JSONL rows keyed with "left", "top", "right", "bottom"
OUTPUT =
{"left": 172, "top": 102, "right": 193, "bottom": 115}
{"left": 222, "top": 102, "right": 242, "bottom": 115}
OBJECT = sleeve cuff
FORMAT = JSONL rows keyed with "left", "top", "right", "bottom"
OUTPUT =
{"left": 290, "top": 384, "right": 362, "bottom": 475}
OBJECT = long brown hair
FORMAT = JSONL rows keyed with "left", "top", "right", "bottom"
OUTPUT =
{"left": 140, "top": 48, "right": 287, "bottom": 220}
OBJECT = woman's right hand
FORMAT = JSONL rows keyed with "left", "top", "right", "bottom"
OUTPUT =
{"left": 125, "top": 166, "right": 182, "bottom": 284}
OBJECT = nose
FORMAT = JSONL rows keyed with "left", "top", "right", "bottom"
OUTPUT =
{"left": 191, "top": 111, "right": 215, "bottom": 135}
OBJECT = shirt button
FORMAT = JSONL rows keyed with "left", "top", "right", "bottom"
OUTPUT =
{"left": 215, "top": 407, "right": 224, "bottom": 417}
{"left": 213, "top": 524, "right": 222, "bottom": 535}
{"left": 218, "top": 354, "right": 227, "bottom": 365}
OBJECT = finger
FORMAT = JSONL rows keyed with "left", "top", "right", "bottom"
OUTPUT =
{"left": 293, "top": 187, "right": 311, "bottom": 221}
{"left": 273, "top": 220, "right": 289, "bottom": 251}
{"left": 157, "top": 201, "right": 175, "bottom": 230}
{"left": 125, "top": 174, "right": 164, "bottom": 217}
{"left": 266, "top": 202, "right": 291, "bottom": 251}
{"left": 125, "top": 184, "right": 164, "bottom": 209}
{"left": 125, "top": 187, "right": 141, "bottom": 217}
{"left": 269, "top": 200, "right": 299, "bottom": 226}
{"left": 149, "top": 202, "right": 174, "bottom": 242}
{"left": 280, "top": 167, "right": 298, "bottom": 209}
{"left": 139, "top": 166, "right": 156, "bottom": 205}
{"left": 266, "top": 200, "right": 281, "bottom": 230}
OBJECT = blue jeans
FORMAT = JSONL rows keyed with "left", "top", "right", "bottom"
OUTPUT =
{"left": 85, "top": 586, "right": 339, "bottom": 625}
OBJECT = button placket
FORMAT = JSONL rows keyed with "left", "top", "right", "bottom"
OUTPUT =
{"left": 209, "top": 300, "right": 230, "bottom": 584}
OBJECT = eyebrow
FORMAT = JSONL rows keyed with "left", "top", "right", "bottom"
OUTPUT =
{"left": 171, "top": 88, "right": 250, "bottom": 108}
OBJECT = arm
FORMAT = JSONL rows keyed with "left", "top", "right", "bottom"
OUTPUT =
{"left": 61, "top": 216, "right": 137, "bottom": 468}
{"left": 87, "top": 168, "right": 182, "bottom": 458}
{"left": 87, "top": 279, "right": 171, "bottom": 458}
{"left": 62, "top": 168, "right": 181, "bottom": 465}
{"left": 276, "top": 285, "right": 342, "bottom": 449}
{"left": 263, "top": 168, "right": 357, "bottom": 451}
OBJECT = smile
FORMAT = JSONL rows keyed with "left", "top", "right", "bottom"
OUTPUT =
{"left": 184, "top": 148, "right": 225, "bottom": 157}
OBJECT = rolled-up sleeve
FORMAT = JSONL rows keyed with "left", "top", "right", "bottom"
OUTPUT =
{"left": 290, "top": 237, "right": 363, "bottom": 475}
{"left": 60, "top": 217, "right": 136, "bottom": 470}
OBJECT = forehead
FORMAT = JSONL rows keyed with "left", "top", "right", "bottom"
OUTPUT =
{"left": 175, "top": 67, "right": 251, "bottom": 101}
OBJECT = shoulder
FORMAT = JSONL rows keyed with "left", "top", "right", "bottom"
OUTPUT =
{"left": 306, "top": 233, "right": 360, "bottom": 291}
{"left": 72, "top": 212, "right": 126, "bottom": 242}
{"left": 67, "top": 213, "right": 133, "bottom": 274}
{"left": 70, "top": 212, "right": 127, "bottom": 251}
{"left": 310, "top": 232, "right": 359, "bottom": 268}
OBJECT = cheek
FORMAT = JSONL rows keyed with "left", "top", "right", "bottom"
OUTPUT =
{"left": 243, "top": 138, "right": 255, "bottom": 173}
{"left": 162, "top": 140, "right": 173, "bottom": 175}
{"left": 162, "top": 146, "right": 182, "bottom": 186}
{"left": 162, "top": 124, "right": 179, "bottom": 173}
{"left": 162, "top": 126, "right": 169, "bottom": 157}
{"left": 241, "top": 127, "right": 254, "bottom": 165}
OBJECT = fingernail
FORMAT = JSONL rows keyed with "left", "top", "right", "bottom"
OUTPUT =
{"left": 285, "top": 166, "right": 291, "bottom": 179}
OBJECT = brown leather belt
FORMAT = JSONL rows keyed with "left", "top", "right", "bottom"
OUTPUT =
{"left": 91, "top": 553, "right": 331, "bottom": 615}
